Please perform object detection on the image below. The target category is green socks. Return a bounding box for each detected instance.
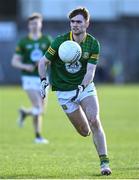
[99,154,109,165]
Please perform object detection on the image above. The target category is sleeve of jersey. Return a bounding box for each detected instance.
[45,38,59,62]
[88,40,100,65]
[15,40,24,56]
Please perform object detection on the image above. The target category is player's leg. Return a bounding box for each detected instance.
[18,76,48,143]
[81,95,107,155]
[66,107,91,137]
[18,90,43,129]
[56,90,91,137]
[80,95,111,175]
[17,106,35,127]
[26,89,48,143]
[17,76,36,126]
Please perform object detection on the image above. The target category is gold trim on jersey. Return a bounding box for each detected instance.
[15,46,20,51]
[90,54,99,60]
[69,31,87,43]
[47,47,55,55]
[70,31,73,40]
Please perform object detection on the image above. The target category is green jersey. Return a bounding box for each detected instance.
[45,31,100,91]
[15,34,52,76]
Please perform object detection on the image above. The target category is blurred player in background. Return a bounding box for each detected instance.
[38,7,112,175]
[12,13,52,144]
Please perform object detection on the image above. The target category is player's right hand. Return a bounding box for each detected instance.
[40,78,49,99]
[71,85,85,102]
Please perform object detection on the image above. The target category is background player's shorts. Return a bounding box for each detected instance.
[21,75,49,92]
[56,82,97,114]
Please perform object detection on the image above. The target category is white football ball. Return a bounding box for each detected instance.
[58,40,82,63]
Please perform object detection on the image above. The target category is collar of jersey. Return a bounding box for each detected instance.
[69,31,87,43]
[28,33,42,40]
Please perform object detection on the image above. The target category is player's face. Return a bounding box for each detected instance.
[28,18,42,33]
[70,15,89,35]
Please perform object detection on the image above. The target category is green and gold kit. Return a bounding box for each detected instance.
[15,34,52,76]
[45,31,100,91]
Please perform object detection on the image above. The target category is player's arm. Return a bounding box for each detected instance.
[39,37,59,98]
[38,55,51,80]
[81,63,96,87]
[38,56,51,99]
[12,40,35,72]
[71,63,96,102]
[71,39,100,102]
[39,36,61,80]
[11,54,34,72]
[81,39,100,88]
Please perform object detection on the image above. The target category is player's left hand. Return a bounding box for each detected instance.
[40,78,49,99]
[71,85,85,102]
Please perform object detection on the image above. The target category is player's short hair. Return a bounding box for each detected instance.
[28,12,43,22]
[68,7,90,22]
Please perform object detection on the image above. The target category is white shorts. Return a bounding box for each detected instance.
[56,82,97,114]
[21,76,49,92]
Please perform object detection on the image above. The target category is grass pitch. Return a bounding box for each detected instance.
[0,85,139,179]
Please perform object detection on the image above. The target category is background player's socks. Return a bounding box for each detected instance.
[36,132,41,138]
[17,108,27,127]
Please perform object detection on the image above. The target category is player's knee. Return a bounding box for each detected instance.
[78,127,91,137]
[89,115,100,128]
[32,106,43,116]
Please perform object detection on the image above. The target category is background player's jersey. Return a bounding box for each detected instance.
[45,31,100,91]
[15,34,52,76]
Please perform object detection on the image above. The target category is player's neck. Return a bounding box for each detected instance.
[29,32,42,40]
[72,32,87,44]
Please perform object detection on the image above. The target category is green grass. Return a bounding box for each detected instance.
[0,85,139,179]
